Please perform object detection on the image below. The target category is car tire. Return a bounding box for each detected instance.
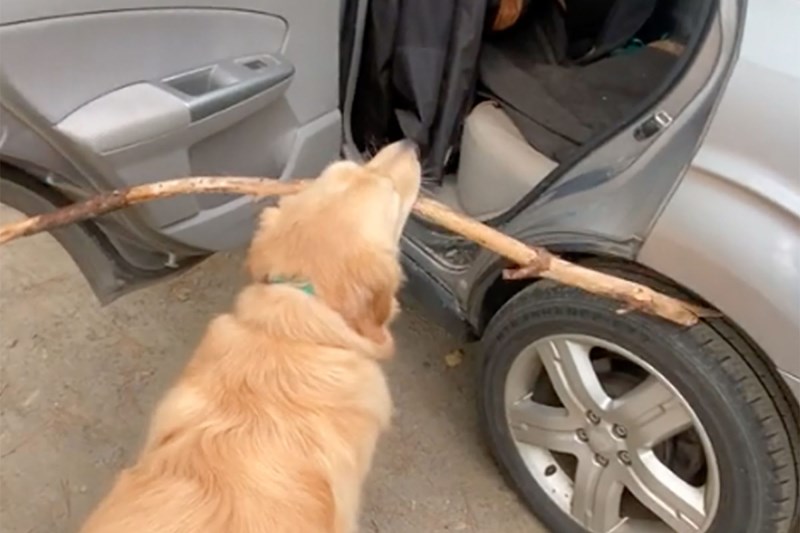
[478,269,799,533]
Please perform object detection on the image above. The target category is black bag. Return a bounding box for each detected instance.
[350,0,488,182]
[562,0,659,63]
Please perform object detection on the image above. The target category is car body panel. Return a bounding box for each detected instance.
[639,0,800,383]
[639,167,800,378]
[782,371,800,404]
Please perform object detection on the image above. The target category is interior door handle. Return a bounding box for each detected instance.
[159,54,293,121]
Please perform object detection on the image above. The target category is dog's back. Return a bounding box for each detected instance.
[82,285,393,533]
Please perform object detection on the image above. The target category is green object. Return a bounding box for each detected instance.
[266,275,315,296]
[611,37,645,56]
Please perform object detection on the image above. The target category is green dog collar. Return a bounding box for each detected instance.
[266,275,315,296]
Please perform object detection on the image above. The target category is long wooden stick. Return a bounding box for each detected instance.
[0,177,709,326]
[0,177,306,245]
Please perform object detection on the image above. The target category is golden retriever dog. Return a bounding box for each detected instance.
[80,140,421,533]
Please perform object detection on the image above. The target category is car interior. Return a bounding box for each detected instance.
[347,0,715,221]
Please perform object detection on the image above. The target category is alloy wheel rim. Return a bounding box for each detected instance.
[503,334,720,533]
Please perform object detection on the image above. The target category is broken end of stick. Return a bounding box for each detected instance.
[663,303,720,326]
[683,303,722,321]
[615,298,718,327]
[503,256,716,327]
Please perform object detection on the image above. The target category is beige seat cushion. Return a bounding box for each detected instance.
[456,101,558,219]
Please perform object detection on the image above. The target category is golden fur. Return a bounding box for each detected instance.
[81,141,422,533]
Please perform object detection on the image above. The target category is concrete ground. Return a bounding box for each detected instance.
[0,205,546,533]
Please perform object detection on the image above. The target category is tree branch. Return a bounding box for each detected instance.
[0,177,306,246]
[0,176,712,326]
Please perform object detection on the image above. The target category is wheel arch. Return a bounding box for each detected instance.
[466,248,622,335]
[468,252,800,416]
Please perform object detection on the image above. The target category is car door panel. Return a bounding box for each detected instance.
[0,9,289,122]
[0,1,341,253]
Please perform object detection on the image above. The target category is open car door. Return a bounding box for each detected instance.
[0,0,342,302]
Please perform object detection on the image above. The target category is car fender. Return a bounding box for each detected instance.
[640,0,800,387]
[639,167,800,380]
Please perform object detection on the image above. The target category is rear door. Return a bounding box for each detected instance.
[0,0,341,257]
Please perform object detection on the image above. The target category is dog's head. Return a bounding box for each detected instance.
[246,140,421,346]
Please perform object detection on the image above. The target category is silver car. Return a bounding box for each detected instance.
[0,0,797,532]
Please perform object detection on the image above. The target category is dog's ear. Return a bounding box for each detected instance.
[329,249,401,350]
[352,283,395,346]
